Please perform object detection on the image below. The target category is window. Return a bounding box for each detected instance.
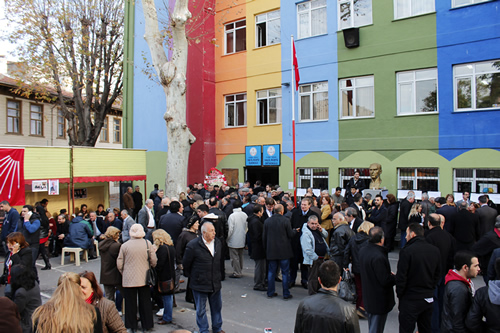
[394,0,434,19]
[297,0,327,39]
[257,89,281,125]
[113,118,121,143]
[30,104,43,136]
[454,169,500,194]
[225,20,246,54]
[339,76,374,119]
[452,0,491,8]
[6,100,21,134]
[57,109,65,138]
[397,68,438,115]
[298,167,329,190]
[338,0,372,30]
[339,168,370,188]
[454,60,500,111]
[256,10,280,47]
[100,117,109,142]
[299,82,329,121]
[398,168,439,191]
[225,93,247,127]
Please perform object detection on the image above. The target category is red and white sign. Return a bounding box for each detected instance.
[204,167,227,189]
[0,149,25,206]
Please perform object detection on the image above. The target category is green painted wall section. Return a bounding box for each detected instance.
[216,154,245,184]
[146,151,167,193]
[123,0,135,149]
[337,2,438,160]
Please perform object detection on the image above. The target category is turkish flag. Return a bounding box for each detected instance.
[0,149,25,206]
[293,40,300,91]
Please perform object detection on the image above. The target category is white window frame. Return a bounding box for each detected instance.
[6,100,22,134]
[394,0,435,20]
[225,93,247,128]
[397,68,438,115]
[454,59,500,112]
[57,109,65,139]
[297,0,327,39]
[30,103,43,136]
[398,168,439,191]
[299,82,329,122]
[225,19,246,55]
[454,169,500,194]
[452,0,491,8]
[337,0,373,30]
[256,10,281,48]
[113,117,121,144]
[257,88,282,125]
[339,75,374,119]
[298,167,329,191]
[100,116,109,142]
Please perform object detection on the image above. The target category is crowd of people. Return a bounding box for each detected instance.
[0,176,500,333]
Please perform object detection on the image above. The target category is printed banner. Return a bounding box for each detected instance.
[0,149,25,206]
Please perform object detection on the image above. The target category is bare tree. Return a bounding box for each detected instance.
[5,0,124,146]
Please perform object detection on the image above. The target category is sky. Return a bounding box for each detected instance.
[0,0,16,60]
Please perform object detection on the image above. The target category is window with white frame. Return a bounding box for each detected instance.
[339,76,374,119]
[225,20,246,54]
[394,0,434,19]
[452,0,491,8]
[397,68,438,115]
[454,169,500,194]
[297,0,327,39]
[298,167,329,190]
[30,103,43,136]
[225,93,247,127]
[256,10,280,47]
[454,60,500,111]
[338,0,372,30]
[257,88,281,125]
[57,109,65,138]
[7,100,21,134]
[100,116,109,142]
[398,168,439,191]
[339,168,370,189]
[113,118,121,143]
[299,82,329,121]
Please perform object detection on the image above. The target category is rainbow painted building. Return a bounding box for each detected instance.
[126,0,500,199]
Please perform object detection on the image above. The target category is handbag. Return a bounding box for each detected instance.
[158,246,175,295]
[338,269,356,303]
[145,240,157,286]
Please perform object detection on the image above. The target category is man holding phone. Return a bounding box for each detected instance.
[21,205,41,280]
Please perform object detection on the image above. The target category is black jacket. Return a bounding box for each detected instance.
[98,238,122,286]
[359,243,395,315]
[208,207,228,240]
[294,288,360,333]
[343,232,369,273]
[351,217,363,233]
[345,178,365,194]
[330,223,354,264]
[396,236,441,300]
[22,213,41,247]
[398,199,412,231]
[472,230,500,280]
[156,244,176,285]
[386,201,399,227]
[466,282,500,333]
[368,205,387,227]
[263,214,296,261]
[176,229,197,265]
[159,212,185,245]
[425,227,456,277]
[477,205,498,237]
[36,205,50,239]
[437,205,459,233]
[247,214,265,260]
[183,236,222,293]
[451,210,480,246]
[441,270,473,333]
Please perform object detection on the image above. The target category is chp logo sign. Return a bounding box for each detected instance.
[0,149,25,206]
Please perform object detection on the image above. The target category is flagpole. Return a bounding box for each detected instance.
[291,35,297,207]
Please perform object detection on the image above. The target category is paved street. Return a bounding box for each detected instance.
[1,249,487,333]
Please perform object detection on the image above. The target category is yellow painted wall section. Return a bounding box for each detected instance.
[24,147,70,180]
[215,0,247,162]
[73,147,146,177]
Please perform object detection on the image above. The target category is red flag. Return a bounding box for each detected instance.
[293,40,300,91]
[0,149,25,206]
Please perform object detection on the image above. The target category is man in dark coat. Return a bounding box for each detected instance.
[289,198,319,289]
[345,170,365,194]
[359,226,395,333]
[20,205,41,278]
[398,191,415,248]
[131,185,143,219]
[451,201,480,251]
[396,223,441,333]
[436,197,458,233]
[0,201,20,255]
[64,217,93,250]
[294,261,360,333]
[159,201,186,245]
[183,222,223,333]
[263,204,297,299]
[367,195,387,227]
[247,204,266,291]
[477,195,498,237]
[472,217,500,282]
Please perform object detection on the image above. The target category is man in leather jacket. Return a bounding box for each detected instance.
[294,260,360,333]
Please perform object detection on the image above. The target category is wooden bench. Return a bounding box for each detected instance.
[61,247,88,266]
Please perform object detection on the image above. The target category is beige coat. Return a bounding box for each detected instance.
[116,238,157,287]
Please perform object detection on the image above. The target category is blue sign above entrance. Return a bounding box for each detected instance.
[263,144,280,166]
[245,146,262,166]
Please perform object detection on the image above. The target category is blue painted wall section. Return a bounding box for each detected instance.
[280,1,339,161]
[437,1,500,160]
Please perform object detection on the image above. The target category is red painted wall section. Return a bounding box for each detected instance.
[186,2,216,185]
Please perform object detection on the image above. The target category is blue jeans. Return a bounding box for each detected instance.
[161,294,173,322]
[400,230,407,248]
[368,313,388,333]
[267,259,290,298]
[192,289,223,333]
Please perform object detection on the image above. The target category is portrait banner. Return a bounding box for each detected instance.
[0,148,25,206]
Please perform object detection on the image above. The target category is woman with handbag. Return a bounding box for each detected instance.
[152,229,176,325]
[116,224,157,332]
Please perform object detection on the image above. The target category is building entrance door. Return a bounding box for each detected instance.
[245,167,279,187]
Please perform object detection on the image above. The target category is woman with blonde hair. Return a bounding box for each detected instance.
[408,203,424,225]
[445,194,456,207]
[152,229,176,325]
[32,272,103,332]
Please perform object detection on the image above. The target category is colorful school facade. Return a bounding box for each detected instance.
[128,0,500,199]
